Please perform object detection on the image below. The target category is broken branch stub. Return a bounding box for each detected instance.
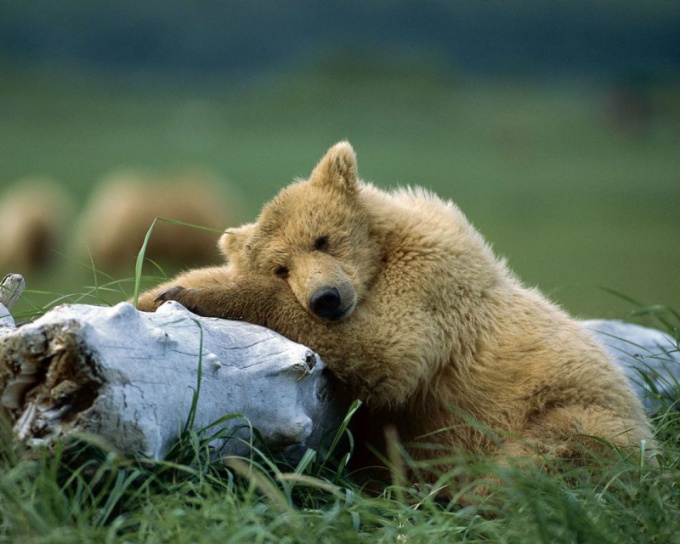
[0,274,25,311]
[1,274,25,333]
[0,301,347,462]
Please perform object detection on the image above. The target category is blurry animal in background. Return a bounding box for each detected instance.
[0,177,73,277]
[74,169,240,272]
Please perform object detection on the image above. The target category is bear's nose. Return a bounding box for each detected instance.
[309,287,343,321]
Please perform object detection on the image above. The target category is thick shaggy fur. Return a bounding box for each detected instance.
[137,142,652,472]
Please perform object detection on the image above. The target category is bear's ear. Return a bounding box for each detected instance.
[219,222,255,258]
[309,141,359,195]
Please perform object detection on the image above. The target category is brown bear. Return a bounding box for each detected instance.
[137,141,653,479]
[74,169,242,271]
[0,177,73,276]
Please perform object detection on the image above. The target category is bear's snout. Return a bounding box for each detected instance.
[309,286,347,322]
[290,254,358,322]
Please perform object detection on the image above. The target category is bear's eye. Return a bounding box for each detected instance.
[313,236,329,251]
[275,266,289,279]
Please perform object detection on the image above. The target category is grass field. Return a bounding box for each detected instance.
[1,59,680,542]
[1,58,679,321]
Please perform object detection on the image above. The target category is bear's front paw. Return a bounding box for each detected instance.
[154,285,205,315]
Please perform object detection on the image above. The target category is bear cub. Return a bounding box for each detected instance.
[137,141,653,476]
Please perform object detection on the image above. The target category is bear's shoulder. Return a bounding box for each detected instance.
[361,184,491,257]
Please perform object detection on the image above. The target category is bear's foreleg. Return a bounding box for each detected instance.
[136,267,236,313]
[136,267,286,325]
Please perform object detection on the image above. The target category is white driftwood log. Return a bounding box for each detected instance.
[582,319,680,412]
[0,300,346,462]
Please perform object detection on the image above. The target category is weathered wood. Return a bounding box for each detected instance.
[0,274,25,334]
[0,301,347,462]
[583,319,680,412]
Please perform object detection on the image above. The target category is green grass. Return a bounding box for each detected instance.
[1,57,679,320]
[1,327,679,543]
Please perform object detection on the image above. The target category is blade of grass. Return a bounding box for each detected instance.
[132,217,157,307]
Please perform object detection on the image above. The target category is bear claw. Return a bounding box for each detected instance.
[155,285,186,303]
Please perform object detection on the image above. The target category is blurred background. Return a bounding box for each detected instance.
[1,0,678,321]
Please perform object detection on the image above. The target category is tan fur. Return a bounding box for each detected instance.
[0,177,72,276]
[137,142,653,475]
[75,169,241,271]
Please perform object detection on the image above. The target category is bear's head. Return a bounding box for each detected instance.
[219,141,381,322]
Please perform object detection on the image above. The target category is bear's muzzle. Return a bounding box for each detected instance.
[309,286,353,322]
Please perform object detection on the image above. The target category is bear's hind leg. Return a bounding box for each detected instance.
[515,404,653,466]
